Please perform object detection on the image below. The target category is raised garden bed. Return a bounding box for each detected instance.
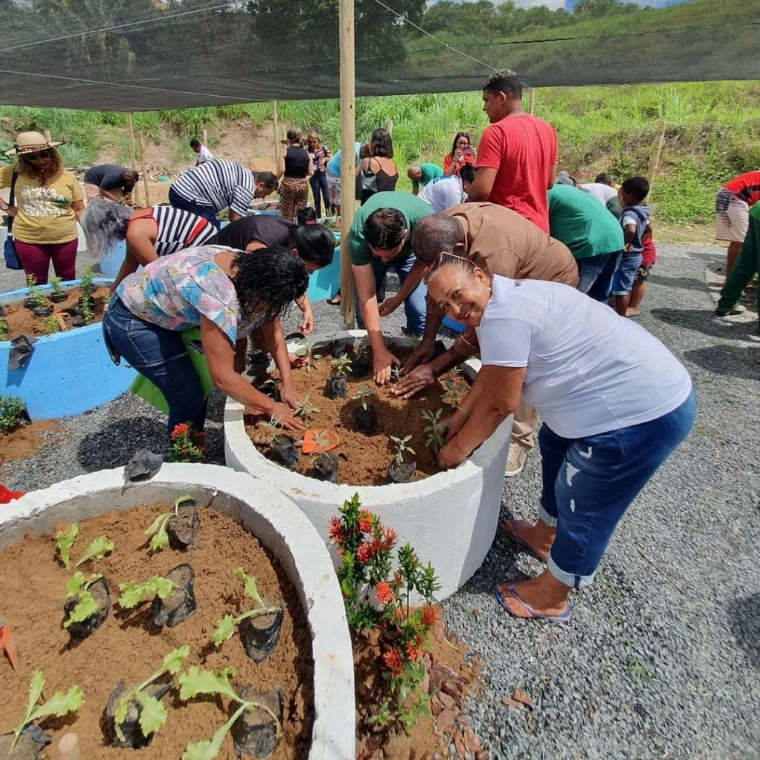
[225,331,513,600]
[0,464,354,760]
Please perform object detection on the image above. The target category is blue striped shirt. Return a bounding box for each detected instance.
[171,159,255,217]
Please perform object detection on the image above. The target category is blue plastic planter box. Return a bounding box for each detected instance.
[0,279,137,420]
[306,232,341,303]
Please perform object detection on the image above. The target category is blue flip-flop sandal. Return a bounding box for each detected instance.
[493,582,571,623]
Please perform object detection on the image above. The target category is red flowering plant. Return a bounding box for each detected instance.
[329,494,440,731]
[169,422,205,463]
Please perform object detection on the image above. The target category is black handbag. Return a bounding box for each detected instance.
[3,172,23,270]
[358,158,378,203]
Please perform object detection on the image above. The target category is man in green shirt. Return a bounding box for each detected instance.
[548,183,625,302]
[408,163,444,195]
[349,191,433,384]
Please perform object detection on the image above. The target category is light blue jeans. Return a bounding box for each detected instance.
[538,387,696,588]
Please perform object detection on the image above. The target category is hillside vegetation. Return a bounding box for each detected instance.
[2,80,759,229]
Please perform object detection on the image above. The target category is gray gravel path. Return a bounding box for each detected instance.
[3,245,759,760]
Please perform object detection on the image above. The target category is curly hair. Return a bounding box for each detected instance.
[233,245,309,325]
[81,199,133,254]
[15,148,63,181]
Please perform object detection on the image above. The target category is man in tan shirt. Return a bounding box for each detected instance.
[393,203,578,477]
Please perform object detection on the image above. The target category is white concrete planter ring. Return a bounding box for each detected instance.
[0,279,137,419]
[224,330,513,600]
[0,464,355,760]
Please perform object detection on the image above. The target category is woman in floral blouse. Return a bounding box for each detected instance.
[103,244,309,433]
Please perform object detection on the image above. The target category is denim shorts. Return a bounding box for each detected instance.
[610,253,642,296]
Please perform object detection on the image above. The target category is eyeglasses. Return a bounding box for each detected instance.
[423,251,473,284]
[28,150,53,160]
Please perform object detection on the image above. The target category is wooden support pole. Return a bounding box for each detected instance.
[272,101,279,165]
[125,113,137,172]
[43,129,52,143]
[529,88,535,115]
[385,119,393,136]
[202,127,208,146]
[138,132,150,206]
[339,0,356,329]
[648,119,667,191]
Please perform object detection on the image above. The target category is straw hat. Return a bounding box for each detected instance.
[4,131,64,156]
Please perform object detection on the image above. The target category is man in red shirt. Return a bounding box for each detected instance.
[467,69,558,233]
[715,170,760,281]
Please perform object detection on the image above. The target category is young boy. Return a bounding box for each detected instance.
[609,176,652,317]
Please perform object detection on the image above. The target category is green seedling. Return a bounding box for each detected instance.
[310,430,330,453]
[179,666,282,760]
[114,646,190,743]
[55,525,114,570]
[293,394,320,422]
[144,494,194,552]
[211,567,282,648]
[79,265,96,323]
[389,435,415,467]
[42,315,60,333]
[55,524,79,569]
[75,535,114,569]
[260,376,281,401]
[421,408,448,454]
[0,320,9,339]
[26,275,46,308]
[118,576,175,609]
[297,341,321,374]
[49,275,64,296]
[9,670,84,752]
[353,344,368,361]
[390,366,402,382]
[0,394,26,434]
[63,571,103,629]
[330,354,352,377]
[441,377,459,406]
[351,384,374,411]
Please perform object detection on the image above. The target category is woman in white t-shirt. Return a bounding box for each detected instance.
[426,255,695,622]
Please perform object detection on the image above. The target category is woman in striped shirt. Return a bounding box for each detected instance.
[82,200,218,289]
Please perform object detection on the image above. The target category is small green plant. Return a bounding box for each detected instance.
[421,408,448,454]
[8,670,84,753]
[293,394,320,422]
[178,666,282,760]
[330,354,352,377]
[211,567,281,647]
[260,376,281,400]
[0,320,9,339]
[26,274,45,308]
[49,275,64,296]
[144,494,194,552]
[297,341,322,374]
[441,377,459,406]
[351,384,374,411]
[390,366,402,382]
[118,576,175,609]
[55,525,114,570]
[79,265,96,323]
[310,430,331,453]
[42,315,60,333]
[354,345,368,360]
[63,571,103,629]
[389,435,415,467]
[0,393,27,434]
[113,646,190,743]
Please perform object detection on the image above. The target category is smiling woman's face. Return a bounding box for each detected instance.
[427,264,491,327]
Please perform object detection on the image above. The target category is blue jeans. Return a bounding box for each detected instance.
[104,296,207,433]
[309,171,330,218]
[610,252,642,296]
[355,255,427,335]
[576,251,622,302]
[537,387,696,588]
[168,187,221,229]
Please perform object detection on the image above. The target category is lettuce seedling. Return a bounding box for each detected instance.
[75,535,115,568]
[144,494,194,552]
[211,567,281,648]
[55,524,79,569]
[114,645,190,743]
[118,576,175,609]
[179,666,282,760]
[10,670,84,752]
[63,571,103,629]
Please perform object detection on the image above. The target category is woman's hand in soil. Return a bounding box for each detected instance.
[271,402,305,431]
[393,363,436,399]
[438,438,467,470]
[444,408,469,441]
[280,385,303,410]
[373,348,401,386]
[378,296,402,317]
[298,302,314,335]
[402,338,436,375]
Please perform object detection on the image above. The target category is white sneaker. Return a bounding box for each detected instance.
[505,443,527,478]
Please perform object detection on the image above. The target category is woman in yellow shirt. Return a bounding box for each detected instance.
[1,131,85,284]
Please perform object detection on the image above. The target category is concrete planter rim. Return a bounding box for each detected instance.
[0,464,355,760]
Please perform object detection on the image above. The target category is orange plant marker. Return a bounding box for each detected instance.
[0,621,19,670]
[302,429,340,455]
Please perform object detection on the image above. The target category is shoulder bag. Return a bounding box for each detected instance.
[3,172,23,270]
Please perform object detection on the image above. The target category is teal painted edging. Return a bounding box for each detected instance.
[0,279,137,420]
[306,231,341,303]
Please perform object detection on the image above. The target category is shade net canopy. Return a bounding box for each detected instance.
[0,0,757,112]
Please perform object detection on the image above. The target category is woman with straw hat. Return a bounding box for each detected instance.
[0,131,85,284]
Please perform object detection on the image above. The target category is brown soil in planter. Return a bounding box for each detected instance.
[355,620,484,760]
[0,504,314,760]
[0,419,59,466]
[1,285,110,337]
[245,348,470,486]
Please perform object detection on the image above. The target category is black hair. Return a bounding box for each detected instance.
[232,245,309,325]
[370,128,394,159]
[621,176,650,203]
[296,207,317,225]
[595,172,614,185]
[449,131,471,158]
[482,68,524,100]
[256,171,278,191]
[459,165,476,184]
[123,169,139,186]
[293,223,335,268]
[190,138,201,148]
[411,215,464,263]
[364,208,406,250]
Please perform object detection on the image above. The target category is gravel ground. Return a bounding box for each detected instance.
[2,245,759,760]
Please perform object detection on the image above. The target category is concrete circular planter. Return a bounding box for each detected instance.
[0,464,355,760]
[225,330,513,600]
[0,279,136,419]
